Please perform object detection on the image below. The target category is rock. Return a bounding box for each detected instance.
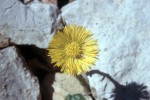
[41,73,92,100]
[0,0,59,48]
[0,46,40,100]
[61,0,150,99]
[41,0,57,5]
[0,34,10,49]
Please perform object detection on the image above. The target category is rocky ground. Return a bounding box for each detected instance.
[0,0,92,100]
[0,0,150,100]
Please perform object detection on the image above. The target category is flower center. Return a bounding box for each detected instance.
[65,42,81,58]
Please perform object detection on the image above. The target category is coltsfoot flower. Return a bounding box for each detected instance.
[48,25,98,75]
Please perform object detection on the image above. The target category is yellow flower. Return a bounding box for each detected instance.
[48,25,98,75]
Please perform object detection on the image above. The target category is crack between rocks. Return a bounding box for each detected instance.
[2,1,17,17]
[33,14,36,27]
[28,8,36,27]
[24,6,28,23]
[31,10,36,27]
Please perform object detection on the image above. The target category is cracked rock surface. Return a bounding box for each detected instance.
[61,0,150,99]
[0,46,40,100]
[1,0,150,100]
[0,0,59,48]
[0,0,96,100]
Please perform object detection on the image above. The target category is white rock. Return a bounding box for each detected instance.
[0,0,59,48]
[0,46,40,100]
[61,0,150,99]
[41,73,92,100]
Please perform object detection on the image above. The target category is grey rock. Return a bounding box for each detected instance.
[0,0,59,48]
[0,46,40,100]
[61,0,150,99]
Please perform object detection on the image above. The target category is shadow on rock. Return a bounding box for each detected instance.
[16,44,59,100]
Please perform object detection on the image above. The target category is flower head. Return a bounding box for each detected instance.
[48,25,98,75]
